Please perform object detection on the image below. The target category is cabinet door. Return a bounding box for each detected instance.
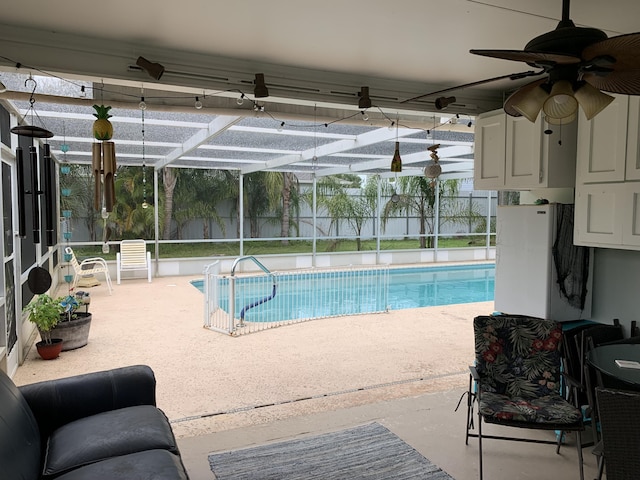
[505,115,542,188]
[473,110,505,190]
[626,97,640,180]
[622,183,640,246]
[574,183,624,246]
[577,94,628,183]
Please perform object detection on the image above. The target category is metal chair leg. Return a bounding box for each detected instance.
[575,430,584,480]
[478,408,483,480]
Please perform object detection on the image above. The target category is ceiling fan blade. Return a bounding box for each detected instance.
[401,70,543,104]
[504,79,548,119]
[470,49,581,66]
[582,32,640,94]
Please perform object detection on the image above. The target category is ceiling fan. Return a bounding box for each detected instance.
[470,0,640,124]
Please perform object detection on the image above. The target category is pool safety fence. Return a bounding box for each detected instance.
[203,260,390,335]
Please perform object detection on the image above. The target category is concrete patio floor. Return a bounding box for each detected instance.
[13,274,599,479]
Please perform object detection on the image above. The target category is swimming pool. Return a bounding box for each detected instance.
[193,263,495,323]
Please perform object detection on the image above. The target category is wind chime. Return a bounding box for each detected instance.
[140,97,149,209]
[91,104,116,213]
[10,76,55,246]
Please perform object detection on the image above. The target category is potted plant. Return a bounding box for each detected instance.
[52,293,92,351]
[25,294,64,360]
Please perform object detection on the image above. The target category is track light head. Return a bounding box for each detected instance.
[254,73,269,98]
[435,96,456,110]
[136,56,165,81]
[358,86,372,109]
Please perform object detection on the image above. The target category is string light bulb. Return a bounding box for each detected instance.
[361,111,369,122]
[139,96,147,110]
[278,121,285,132]
[237,93,245,105]
[194,96,203,110]
[80,85,86,98]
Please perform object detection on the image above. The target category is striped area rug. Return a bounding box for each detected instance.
[208,422,455,479]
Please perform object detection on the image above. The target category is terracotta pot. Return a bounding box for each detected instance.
[36,338,63,360]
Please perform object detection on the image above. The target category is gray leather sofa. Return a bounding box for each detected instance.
[1,364,189,479]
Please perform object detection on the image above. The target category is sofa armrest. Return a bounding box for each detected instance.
[19,365,157,438]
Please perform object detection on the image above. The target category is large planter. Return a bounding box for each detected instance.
[36,338,63,360]
[50,313,92,351]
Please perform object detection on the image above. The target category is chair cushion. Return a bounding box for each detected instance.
[44,405,179,477]
[55,449,189,480]
[479,391,583,424]
[474,315,564,397]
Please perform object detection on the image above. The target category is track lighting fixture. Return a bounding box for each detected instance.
[435,96,456,110]
[136,56,165,81]
[253,73,269,98]
[358,86,372,109]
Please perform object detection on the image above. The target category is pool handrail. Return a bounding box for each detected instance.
[230,256,277,326]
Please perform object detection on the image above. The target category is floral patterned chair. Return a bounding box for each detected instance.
[463,314,585,480]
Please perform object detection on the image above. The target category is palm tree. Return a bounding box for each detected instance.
[264,171,300,245]
[381,177,479,248]
[177,169,231,239]
[111,166,158,239]
[161,167,178,240]
[59,164,99,241]
[313,174,368,250]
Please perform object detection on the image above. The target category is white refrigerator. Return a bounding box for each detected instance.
[494,203,592,321]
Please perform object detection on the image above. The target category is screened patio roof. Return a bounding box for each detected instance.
[1,72,474,181]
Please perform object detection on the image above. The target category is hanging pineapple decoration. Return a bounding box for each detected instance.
[91,104,117,219]
[92,104,113,140]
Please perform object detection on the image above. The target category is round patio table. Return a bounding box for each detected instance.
[587,344,640,388]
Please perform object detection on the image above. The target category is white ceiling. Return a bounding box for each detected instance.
[0,0,637,178]
[1,0,637,114]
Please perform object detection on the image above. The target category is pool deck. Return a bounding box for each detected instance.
[14,273,488,437]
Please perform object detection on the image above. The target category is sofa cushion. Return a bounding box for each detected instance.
[44,405,179,477]
[0,369,42,480]
[54,449,189,480]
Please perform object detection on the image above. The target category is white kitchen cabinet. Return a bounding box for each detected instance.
[625,96,640,181]
[473,110,505,190]
[574,182,640,249]
[576,94,629,183]
[474,109,577,191]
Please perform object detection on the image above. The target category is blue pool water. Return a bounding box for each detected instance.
[193,263,495,322]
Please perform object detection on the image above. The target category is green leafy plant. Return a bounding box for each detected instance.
[25,295,63,344]
[56,295,85,322]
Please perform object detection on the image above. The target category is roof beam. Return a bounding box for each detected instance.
[240,127,417,174]
[315,145,473,177]
[154,115,242,169]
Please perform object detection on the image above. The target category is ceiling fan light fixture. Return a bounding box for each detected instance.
[545,111,577,125]
[574,82,615,120]
[512,85,549,122]
[542,80,578,120]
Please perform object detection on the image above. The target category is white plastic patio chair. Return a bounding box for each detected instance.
[65,246,113,295]
[116,239,152,284]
